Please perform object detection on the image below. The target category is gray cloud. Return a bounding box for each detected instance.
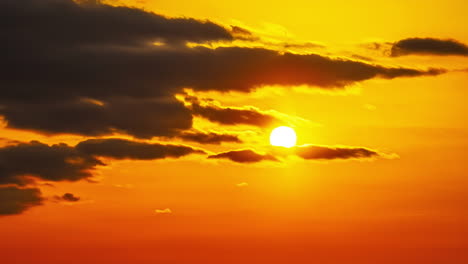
[1,0,232,49]
[57,193,81,202]
[0,141,104,186]
[0,187,44,216]
[208,145,383,164]
[208,149,277,163]
[176,131,242,144]
[2,97,192,139]
[391,38,468,57]
[191,103,279,127]
[76,138,205,160]
[295,145,380,160]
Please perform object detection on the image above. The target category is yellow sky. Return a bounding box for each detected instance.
[134,0,468,43]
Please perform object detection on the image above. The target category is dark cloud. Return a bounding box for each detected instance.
[58,193,81,202]
[177,131,241,144]
[2,97,193,139]
[0,138,204,185]
[0,141,103,185]
[208,149,277,163]
[208,145,382,163]
[230,25,258,41]
[391,38,468,57]
[1,45,445,103]
[0,0,446,139]
[76,138,205,160]
[191,103,279,127]
[1,0,232,48]
[0,187,44,215]
[295,145,380,160]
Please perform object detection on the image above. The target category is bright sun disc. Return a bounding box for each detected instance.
[270,126,297,148]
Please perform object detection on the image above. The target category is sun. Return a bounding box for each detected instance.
[270,126,297,148]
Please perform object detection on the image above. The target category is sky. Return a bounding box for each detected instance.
[0,0,467,263]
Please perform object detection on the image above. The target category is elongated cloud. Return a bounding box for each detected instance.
[295,145,380,160]
[209,145,383,164]
[208,149,277,163]
[3,98,193,139]
[391,38,468,57]
[191,103,279,127]
[0,187,43,216]
[2,0,232,48]
[177,131,242,144]
[76,138,205,160]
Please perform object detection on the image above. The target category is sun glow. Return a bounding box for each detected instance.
[270,126,297,148]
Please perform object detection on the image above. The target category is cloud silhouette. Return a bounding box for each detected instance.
[208,149,278,163]
[295,145,380,160]
[76,138,205,160]
[391,38,468,57]
[0,141,104,186]
[57,193,81,202]
[0,0,446,139]
[2,0,232,48]
[191,103,279,127]
[177,131,242,144]
[0,187,43,216]
[2,98,193,139]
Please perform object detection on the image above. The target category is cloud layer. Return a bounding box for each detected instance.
[0,0,446,139]
[391,38,468,57]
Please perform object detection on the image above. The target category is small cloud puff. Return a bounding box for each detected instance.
[154,208,172,214]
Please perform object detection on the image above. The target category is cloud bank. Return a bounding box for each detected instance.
[0,0,446,140]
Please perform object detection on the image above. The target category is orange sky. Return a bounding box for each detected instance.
[0,0,467,263]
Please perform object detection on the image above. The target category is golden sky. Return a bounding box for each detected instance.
[0,0,467,263]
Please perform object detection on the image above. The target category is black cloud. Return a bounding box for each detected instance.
[295,145,380,160]
[177,131,242,144]
[2,98,192,139]
[76,138,205,160]
[391,38,468,57]
[208,149,277,163]
[0,141,104,185]
[0,187,44,216]
[191,103,279,127]
[1,0,232,48]
[58,193,81,202]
